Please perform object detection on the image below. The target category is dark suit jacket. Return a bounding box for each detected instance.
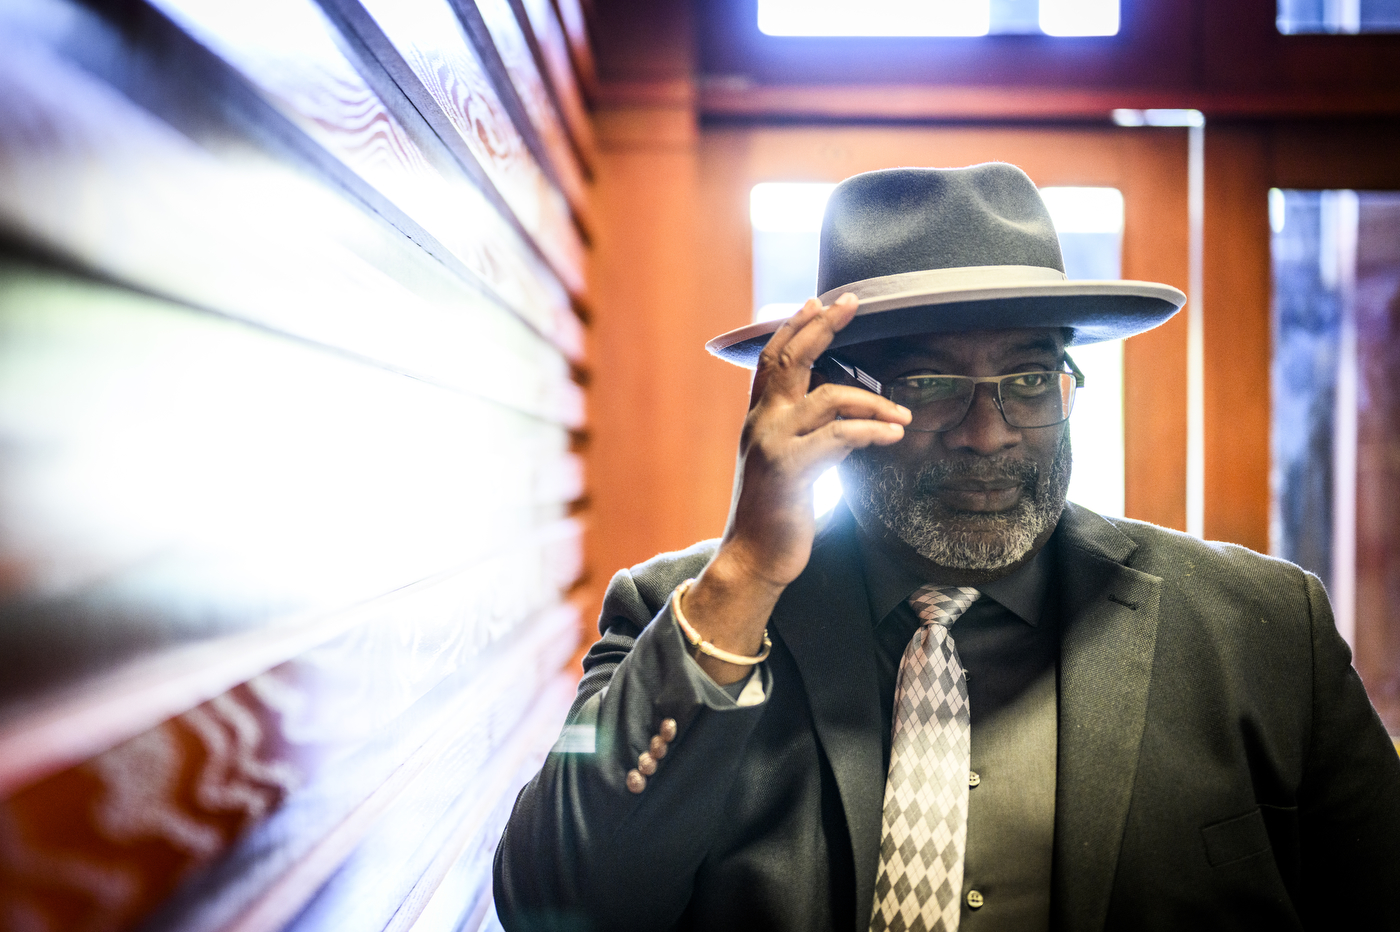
[494,503,1400,931]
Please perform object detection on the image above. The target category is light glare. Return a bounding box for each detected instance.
[750,182,836,233]
[1039,0,1119,35]
[758,0,990,36]
[1039,187,1124,235]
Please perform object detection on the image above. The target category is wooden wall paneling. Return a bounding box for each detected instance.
[513,0,599,170]
[4,592,581,931]
[1201,0,1400,97]
[1,0,595,926]
[316,0,588,287]
[1118,130,1191,530]
[1269,121,1400,191]
[551,0,600,105]
[144,0,589,319]
[461,0,593,216]
[588,101,733,593]
[0,263,581,793]
[1202,124,1273,550]
[0,12,585,391]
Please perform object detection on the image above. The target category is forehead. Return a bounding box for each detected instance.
[840,327,1068,372]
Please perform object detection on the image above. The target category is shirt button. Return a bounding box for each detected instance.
[967,890,984,909]
[625,769,647,793]
[968,771,981,787]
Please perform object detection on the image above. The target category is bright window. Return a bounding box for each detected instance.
[1277,0,1400,33]
[757,0,1119,37]
[748,182,1126,519]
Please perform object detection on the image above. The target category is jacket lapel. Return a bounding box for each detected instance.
[769,504,885,932]
[1050,505,1163,931]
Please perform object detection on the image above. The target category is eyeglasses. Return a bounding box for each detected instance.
[815,352,1085,432]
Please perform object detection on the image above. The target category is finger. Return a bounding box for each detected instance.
[750,298,824,408]
[792,418,906,472]
[790,383,910,436]
[776,293,859,373]
[754,294,858,403]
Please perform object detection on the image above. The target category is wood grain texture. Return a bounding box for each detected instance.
[515,0,598,170]
[2,600,580,932]
[469,0,591,212]
[0,26,585,399]
[336,0,587,290]
[0,1,596,931]
[143,0,586,350]
[0,263,581,784]
[551,0,599,105]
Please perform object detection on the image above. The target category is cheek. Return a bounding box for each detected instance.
[881,430,947,470]
[1023,424,1069,473]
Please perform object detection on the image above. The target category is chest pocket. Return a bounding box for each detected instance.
[1201,808,1272,867]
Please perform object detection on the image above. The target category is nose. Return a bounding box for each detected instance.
[939,382,1021,455]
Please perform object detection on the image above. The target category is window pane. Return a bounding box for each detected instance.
[1270,188,1400,733]
[1277,0,1400,33]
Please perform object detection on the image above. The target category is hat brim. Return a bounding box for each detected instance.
[705,280,1186,368]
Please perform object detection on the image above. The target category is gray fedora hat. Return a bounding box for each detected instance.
[706,162,1186,367]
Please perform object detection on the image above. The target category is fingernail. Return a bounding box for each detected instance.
[888,422,903,433]
[837,292,857,306]
[896,405,911,416]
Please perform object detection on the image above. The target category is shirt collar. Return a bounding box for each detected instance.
[855,516,1054,629]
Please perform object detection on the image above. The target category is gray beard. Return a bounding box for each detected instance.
[841,429,1072,571]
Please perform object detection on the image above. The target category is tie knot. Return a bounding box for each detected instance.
[908,584,980,628]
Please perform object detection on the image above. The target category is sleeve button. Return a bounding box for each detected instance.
[968,771,981,787]
[637,752,657,776]
[659,718,678,742]
[967,890,984,909]
[649,735,668,758]
[625,769,647,793]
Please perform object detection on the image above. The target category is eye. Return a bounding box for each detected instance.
[891,375,965,405]
[1003,372,1055,396]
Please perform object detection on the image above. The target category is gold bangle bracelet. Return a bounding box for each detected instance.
[671,578,772,666]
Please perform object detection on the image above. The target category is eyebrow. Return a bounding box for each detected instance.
[1002,336,1064,357]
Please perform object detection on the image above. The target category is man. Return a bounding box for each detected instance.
[494,164,1400,931]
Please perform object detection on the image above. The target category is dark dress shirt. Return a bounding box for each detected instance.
[856,531,1059,932]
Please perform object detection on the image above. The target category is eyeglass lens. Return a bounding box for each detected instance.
[887,372,1077,431]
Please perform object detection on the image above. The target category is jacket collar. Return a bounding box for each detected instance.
[1049,504,1163,931]
[769,502,886,932]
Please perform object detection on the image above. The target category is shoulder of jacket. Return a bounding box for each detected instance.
[599,539,721,622]
[1087,511,1317,608]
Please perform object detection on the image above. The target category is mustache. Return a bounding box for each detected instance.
[910,456,1040,495]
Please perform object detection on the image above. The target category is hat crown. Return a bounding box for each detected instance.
[816,163,1065,296]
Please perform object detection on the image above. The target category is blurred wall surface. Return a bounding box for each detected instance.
[0,0,597,927]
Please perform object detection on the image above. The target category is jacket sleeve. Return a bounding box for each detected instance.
[1295,571,1400,929]
[493,551,775,932]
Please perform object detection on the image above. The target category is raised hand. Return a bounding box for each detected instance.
[680,294,911,683]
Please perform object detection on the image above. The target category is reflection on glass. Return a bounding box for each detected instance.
[1277,0,1400,33]
[748,183,1126,519]
[1270,188,1400,733]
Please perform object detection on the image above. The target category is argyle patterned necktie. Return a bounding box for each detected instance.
[870,584,980,932]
